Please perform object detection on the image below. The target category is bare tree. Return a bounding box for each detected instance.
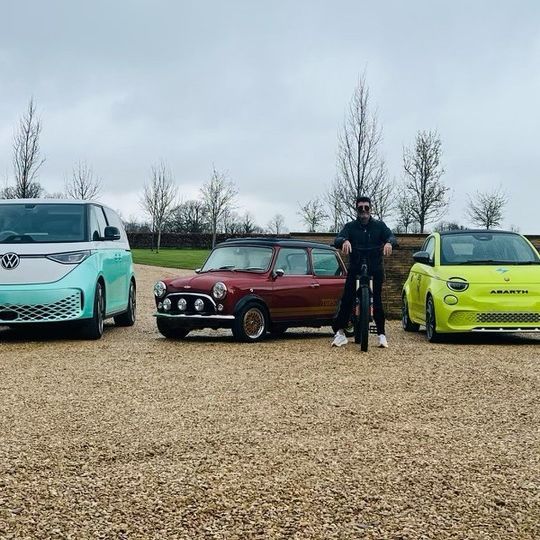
[434,221,465,232]
[370,171,395,221]
[65,161,102,200]
[394,195,417,233]
[240,212,261,234]
[297,197,328,232]
[466,188,508,229]
[402,130,449,233]
[200,166,238,248]
[140,162,178,252]
[221,209,243,235]
[324,179,347,233]
[43,191,67,199]
[334,75,387,223]
[267,214,287,235]
[7,98,45,198]
[166,200,207,233]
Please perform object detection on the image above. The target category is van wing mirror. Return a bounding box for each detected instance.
[104,226,121,241]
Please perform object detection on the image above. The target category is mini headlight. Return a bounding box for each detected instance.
[212,281,227,300]
[163,298,172,311]
[447,279,469,292]
[177,298,187,311]
[154,281,167,298]
[194,298,205,312]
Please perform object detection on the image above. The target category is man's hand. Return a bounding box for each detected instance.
[341,240,352,255]
[383,242,393,256]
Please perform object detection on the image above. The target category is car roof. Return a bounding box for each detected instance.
[219,237,337,250]
[437,229,518,236]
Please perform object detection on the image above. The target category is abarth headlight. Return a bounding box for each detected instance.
[212,282,227,300]
[154,281,167,298]
[447,279,469,292]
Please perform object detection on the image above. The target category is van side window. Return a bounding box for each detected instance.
[103,208,126,240]
[89,205,108,241]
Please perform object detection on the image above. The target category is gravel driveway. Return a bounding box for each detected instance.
[1,264,539,539]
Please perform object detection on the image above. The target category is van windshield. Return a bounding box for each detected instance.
[0,203,87,243]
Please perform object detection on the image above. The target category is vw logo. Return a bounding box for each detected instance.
[1,253,20,270]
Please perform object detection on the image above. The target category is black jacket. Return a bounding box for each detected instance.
[334,217,397,272]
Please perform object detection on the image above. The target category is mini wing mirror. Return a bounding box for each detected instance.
[272,268,285,279]
[413,250,433,265]
[104,226,121,240]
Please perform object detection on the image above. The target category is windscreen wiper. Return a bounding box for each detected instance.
[205,265,236,272]
[456,259,510,265]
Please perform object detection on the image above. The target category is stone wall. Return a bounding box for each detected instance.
[129,231,540,319]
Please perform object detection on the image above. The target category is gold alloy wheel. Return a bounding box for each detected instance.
[243,307,265,339]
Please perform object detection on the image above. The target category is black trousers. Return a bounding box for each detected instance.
[334,268,386,335]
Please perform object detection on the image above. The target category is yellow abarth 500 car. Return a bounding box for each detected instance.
[402,230,540,342]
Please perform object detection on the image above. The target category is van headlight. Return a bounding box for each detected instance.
[447,279,469,292]
[212,282,227,300]
[46,250,91,264]
[154,281,167,298]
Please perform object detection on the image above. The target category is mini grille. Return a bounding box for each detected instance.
[477,312,540,324]
[0,292,82,322]
[167,294,216,315]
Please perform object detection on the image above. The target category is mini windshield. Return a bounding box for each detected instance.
[0,203,87,243]
[440,233,540,265]
[201,246,273,272]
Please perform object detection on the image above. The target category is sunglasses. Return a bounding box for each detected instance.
[357,205,370,211]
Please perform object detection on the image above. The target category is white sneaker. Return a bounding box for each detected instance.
[377,334,388,348]
[331,331,349,347]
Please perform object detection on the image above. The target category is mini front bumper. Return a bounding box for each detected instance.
[154,312,235,329]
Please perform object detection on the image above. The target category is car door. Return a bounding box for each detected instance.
[89,205,121,313]
[412,236,436,321]
[103,207,131,307]
[310,248,346,319]
[270,247,319,321]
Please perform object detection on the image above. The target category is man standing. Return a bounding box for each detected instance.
[332,196,396,348]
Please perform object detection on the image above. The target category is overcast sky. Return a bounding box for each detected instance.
[1,0,539,232]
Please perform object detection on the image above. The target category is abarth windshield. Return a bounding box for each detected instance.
[201,246,273,272]
[440,233,540,265]
[0,203,87,243]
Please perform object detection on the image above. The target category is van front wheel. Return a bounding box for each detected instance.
[80,282,105,340]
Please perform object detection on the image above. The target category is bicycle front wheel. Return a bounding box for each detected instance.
[359,287,370,351]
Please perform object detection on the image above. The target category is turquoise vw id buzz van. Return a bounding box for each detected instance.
[0,200,136,339]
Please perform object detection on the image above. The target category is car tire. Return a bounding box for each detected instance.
[114,280,136,327]
[232,302,268,342]
[425,296,442,343]
[402,294,420,332]
[80,282,105,340]
[156,317,190,339]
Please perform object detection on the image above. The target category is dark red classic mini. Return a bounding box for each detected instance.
[153,238,352,341]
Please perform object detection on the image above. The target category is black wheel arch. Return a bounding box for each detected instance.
[234,294,270,319]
